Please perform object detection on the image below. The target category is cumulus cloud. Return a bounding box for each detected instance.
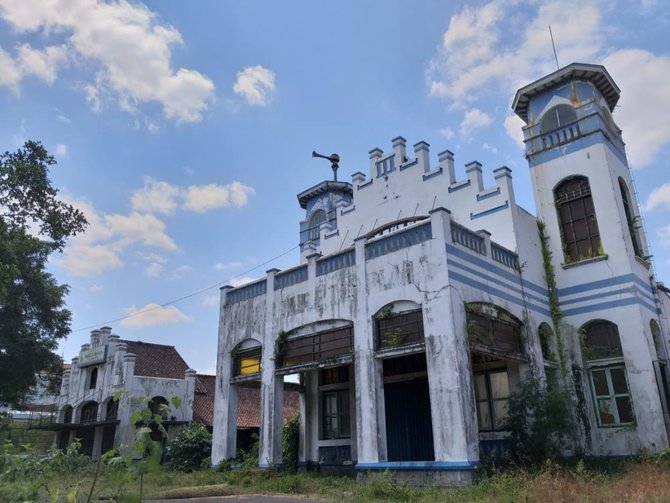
[120,303,190,328]
[0,43,67,91]
[459,108,492,138]
[54,144,68,157]
[0,0,215,122]
[643,182,670,212]
[132,178,180,215]
[233,65,276,106]
[60,177,254,277]
[183,181,255,213]
[427,0,670,169]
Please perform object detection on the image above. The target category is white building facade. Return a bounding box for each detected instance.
[54,327,197,459]
[212,63,670,484]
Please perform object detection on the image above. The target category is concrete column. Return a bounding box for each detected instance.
[414,141,431,173]
[438,150,456,184]
[113,351,137,452]
[423,213,479,464]
[259,269,284,468]
[392,136,407,164]
[369,148,383,178]
[92,426,104,460]
[184,369,197,422]
[352,236,384,464]
[466,161,484,191]
[212,286,238,465]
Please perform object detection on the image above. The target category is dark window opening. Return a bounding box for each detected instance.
[555,177,602,263]
[581,321,623,360]
[62,406,73,424]
[321,366,349,385]
[89,367,98,389]
[81,402,98,424]
[589,366,634,426]
[539,322,556,361]
[105,400,119,421]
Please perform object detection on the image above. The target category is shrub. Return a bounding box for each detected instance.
[506,376,575,465]
[165,423,212,472]
[282,414,299,473]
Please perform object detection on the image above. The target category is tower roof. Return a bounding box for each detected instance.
[512,63,620,123]
[297,180,353,209]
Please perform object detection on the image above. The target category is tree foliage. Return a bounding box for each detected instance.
[0,141,87,406]
[165,423,212,472]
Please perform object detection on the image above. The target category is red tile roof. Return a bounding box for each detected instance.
[120,340,190,379]
[192,376,301,429]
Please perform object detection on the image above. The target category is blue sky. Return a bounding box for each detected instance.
[1,0,668,374]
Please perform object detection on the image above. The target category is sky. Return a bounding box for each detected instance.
[1,0,669,375]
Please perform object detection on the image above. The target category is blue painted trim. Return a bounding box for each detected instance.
[477,187,501,201]
[446,244,549,297]
[356,461,477,471]
[470,201,509,220]
[324,230,339,240]
[423,167,443,181]
[448,179,471,193]
[560,286,637,306]
[563,296,657,317]
[559,274,644,297]
[528,131,628,169]
[358,179,373,190]
[448,257,550,309]
[399,158,419,171]
[341,205,356,215]
[449,270,551,317]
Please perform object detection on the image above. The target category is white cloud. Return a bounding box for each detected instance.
[214,261,243,271]
[0,43,67,91]
[170,264,192,280]
[120,303,190,328]
[602,50,670,169]
[228,276,257,288]
[504,113,525,150]
[54,143,68,157]
[183,181,255,213]
[89,284,103,293]
[439,127,455,140]
[63,243,123,277]
[141,252,167,278]
[658,225,670,248]
[0,0,215,122]
[643,182,670,212]
[105,212,177,250]
[459,108,492,138]
[428,0,670,169]
[131,178,180,215]
[233,65,276,106]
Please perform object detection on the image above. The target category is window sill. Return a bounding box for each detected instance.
[635,255,651,269]
[561,254,608,269]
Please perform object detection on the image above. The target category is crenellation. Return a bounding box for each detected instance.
[438,149,455,183]
[368,148,383,178]
[392,136,407,164]
[413,141,430,173]
[465,161,484,191]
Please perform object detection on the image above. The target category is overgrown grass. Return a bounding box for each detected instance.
[1,447,669,502]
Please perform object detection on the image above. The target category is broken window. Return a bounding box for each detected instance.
[88,367,98,389]
[555,177,602,263]
[81,401,98,424]
[233,346,262,377]
[619,178,642,258]
[581,321,634,427]
[474,369,510,431]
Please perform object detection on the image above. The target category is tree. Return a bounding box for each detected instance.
[0,141,87,406]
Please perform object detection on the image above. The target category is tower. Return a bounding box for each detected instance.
[513,63,669,454]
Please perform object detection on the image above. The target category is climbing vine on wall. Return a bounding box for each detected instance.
[538,220,567,373]
[274,330,288,366]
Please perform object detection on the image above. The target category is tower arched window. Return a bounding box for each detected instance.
[307,209,327,240]
[618,178,642,258]
[554,177,602,262]
[540,104,577,134]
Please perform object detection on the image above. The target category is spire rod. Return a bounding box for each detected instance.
[549,25,560,71]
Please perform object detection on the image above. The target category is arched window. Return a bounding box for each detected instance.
[105,399,119,421]
[465,303,523,355]
[81,401,99,424]
[232,340,262,377]
[618,178,642,257]
[88,367,98,389]
[580,321,633,426]
[307,209,327,241]
[541,104,577,134]
[555,177,601,262]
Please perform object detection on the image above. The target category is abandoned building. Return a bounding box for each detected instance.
[211,63,670,485]
[51,327,299,458]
